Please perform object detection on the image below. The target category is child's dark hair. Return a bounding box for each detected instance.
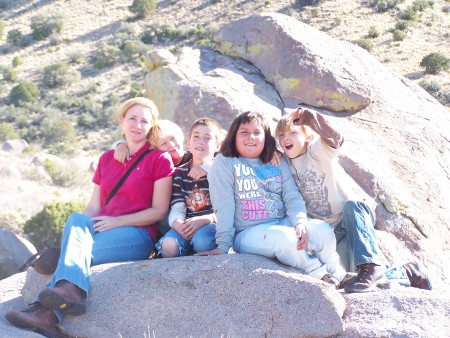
[188,117,223,144]
[220,111,276,164]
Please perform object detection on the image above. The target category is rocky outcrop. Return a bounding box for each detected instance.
[0,230,36,279]
[144,13,449,288]
[1,255,449,338]
[1,139,28,154]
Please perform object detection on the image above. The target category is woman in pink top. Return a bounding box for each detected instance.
[6,97,174,337]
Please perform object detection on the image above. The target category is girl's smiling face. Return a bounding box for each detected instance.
[235,119,265,158]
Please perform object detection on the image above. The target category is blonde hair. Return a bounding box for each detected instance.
[116,97,159,125]
[275,114,313,140]
[148,119,184,149]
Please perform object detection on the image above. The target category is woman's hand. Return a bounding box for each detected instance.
[195,248,226,256]
[295,223,308,251]
[92,215,120,232]
[114,143,130,164]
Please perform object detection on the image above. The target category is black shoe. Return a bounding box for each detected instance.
[338,272,357,289]
[403,261,432,290]
[5,302,64,338]
[321,274,340,289]
[344,263,386,293]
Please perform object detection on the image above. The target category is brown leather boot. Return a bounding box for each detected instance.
[39,280,86,316]
[5,302,64,338]
[403,261,433,290]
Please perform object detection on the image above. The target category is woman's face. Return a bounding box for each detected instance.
[121,104,153,144]
[235,119,265,158]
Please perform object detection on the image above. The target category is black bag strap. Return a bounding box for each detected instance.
[105,149,151,206]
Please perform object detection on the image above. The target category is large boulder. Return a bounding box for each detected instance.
[0,230,36,279]
[144,47,283,133]
[147,12,449,287]
[3,254,346,337]
[1,255,449,337]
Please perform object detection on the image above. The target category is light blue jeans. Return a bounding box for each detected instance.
[156,223,217,257]
[233,217,338,280]
[334,201,409,285]
[39,213,154,320]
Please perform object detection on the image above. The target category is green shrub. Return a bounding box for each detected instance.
[400,7,420,21]
[368,26,379,38]
[41,117,77,146]
[42,62,80,88]
[43,159,78,186]
[0,20,5,40]
[420,53,449,74]
[9,81,40,107]
[395,20,410,30]
[311,8,321,17]
[3,66,17,82]
[0,122,17,141]
[23,200,84,249]
[418,79,440,93]
[12,56,24,67]
[122,39,147,60]
[30,13,64,41]
[92,42,121,69]
[411,0,434,12]
[129,81,144,98]
[129,0,157,18]
[66,49,83,64]
[334,17,342,26]
[392,29,407,41]
[374,0,400,13]
[7,29,23,46]
[356,38,373,52]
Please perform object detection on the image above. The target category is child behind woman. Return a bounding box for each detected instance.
[198,111,350,287]
[157,117,223,257]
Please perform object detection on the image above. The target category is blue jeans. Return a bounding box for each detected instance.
[45,212,154,294]
[335,201,409,285]
[156,223,217,257]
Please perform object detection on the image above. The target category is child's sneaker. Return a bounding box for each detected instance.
[321,274,340,289]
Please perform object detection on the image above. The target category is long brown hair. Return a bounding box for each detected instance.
[220,111,275,164]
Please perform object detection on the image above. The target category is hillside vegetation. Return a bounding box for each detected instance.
[0,0,448,242]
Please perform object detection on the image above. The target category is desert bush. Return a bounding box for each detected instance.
[12,56,24,67]
[395,20,410,30]
[42,62,80,88]
[3,66,17,82]
[9,81,40,107]
[23,200,84,249]
[418,79,440,93]
[334,17,342,26]
[0,20,5,40]
[412,0,434,12]
[66,49,83,64]
[129,0,157,18]
[420,52,449,74]
[0,210,25,235]
[92,42,121,68]
[400,7,420,20]
[141,23,188,44]
[311,8,321,17]
[356,38,373,52]
[122,39,148,60]
[0,122,17,141]
[118,22,141,36]
[129,81,144,98]
[30,13,64,41]
[43,159,78,186]
[7,29,23,46]
[372,0,400,13]
[41,117,77,146]
[368,26,379,38]
[392,29,407,41]
[0,1,7,9]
